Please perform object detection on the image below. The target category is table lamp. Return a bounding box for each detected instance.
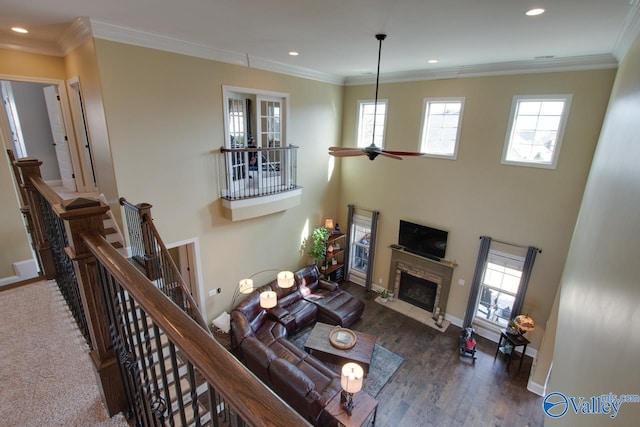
[514,314,535,334]
[324,218,334,232]
[341,362,364,415]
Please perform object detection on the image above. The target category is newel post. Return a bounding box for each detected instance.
[57,197,127,416]
[138,202,162,281]
[15,158,56,279]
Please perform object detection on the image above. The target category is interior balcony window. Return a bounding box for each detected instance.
[219,86,301,221]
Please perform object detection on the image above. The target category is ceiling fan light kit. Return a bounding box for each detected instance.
[328,33,425,161]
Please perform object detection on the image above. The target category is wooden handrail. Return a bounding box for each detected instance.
[82,230,310,427]
[119,197,209,332]
[140,210,210,332]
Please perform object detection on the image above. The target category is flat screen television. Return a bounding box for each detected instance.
[398,220,448,261]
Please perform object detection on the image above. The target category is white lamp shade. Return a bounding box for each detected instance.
[324,219,334,230]
[277,271,295,288]
[259,290,277,309]
[514,314,535,332]
[341,363,364,393]
[238,278,254,294]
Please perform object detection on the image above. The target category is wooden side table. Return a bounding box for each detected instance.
[325,391,378,427]
[494,329,530,372]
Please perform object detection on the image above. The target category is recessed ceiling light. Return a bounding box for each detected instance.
[428,59,439,64]
[288,51,299,56]
[525,8,545,16]
[11,27,28,34]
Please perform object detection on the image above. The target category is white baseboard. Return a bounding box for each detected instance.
[527,381,546,396]
[0,258,39,287]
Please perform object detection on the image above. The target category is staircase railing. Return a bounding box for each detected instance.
[84,231,308,426]
[119,197,209,332]
[13,157,310,426]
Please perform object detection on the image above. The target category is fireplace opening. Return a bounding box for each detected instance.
[398,271,438,312]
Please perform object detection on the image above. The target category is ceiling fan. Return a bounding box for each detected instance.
[329,34,425,161]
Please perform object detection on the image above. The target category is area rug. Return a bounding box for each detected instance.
[0,280,129,427]
[291,327,404,397]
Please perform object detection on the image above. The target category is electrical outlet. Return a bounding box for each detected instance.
[458,279,465,286]
[208,289,217,297]
[378,278,383,284]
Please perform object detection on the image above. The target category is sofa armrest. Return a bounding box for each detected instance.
[319,280,339,292]
[269,358,323,422]
[240,337,277,384]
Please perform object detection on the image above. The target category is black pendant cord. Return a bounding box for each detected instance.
[370,34,386,148]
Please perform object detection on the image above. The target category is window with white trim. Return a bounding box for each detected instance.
[474,250,525,328]
[356,99,387,148]
[502,94,572,169]
[420,98,464,159]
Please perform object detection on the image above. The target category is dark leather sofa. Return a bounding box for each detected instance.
[230,264,365,426]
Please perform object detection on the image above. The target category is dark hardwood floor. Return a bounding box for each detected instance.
[340,282,545,427]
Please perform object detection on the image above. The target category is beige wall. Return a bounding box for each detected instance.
[339,69,616,350]
[92,40,343,320]
[546,33,640,426]
[0,49,68,279]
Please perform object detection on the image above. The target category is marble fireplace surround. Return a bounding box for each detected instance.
[387,248,455,315]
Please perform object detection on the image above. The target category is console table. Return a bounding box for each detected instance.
[494,329,530,372]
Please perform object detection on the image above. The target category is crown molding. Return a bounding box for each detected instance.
[90,20,344,85]
[613,0,640,62]
[344,54,619,86]
[58,17,93,55]
[247,56,344,85]
[0,35,62,57]
[90,20,248,67]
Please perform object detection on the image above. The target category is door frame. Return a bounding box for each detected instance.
[0,74,87,192]
[166,237,206,319]
[67,77,98,192]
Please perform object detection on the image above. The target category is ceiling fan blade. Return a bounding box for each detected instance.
[329,150,367,157]
[382,150,426,156]
[378,152,404,160]
[328,146,361,152]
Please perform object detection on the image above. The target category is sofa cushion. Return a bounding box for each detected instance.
[268,337,309,365]
[283,299,318,331]
[307,289,365,328]
[295,265,322,294]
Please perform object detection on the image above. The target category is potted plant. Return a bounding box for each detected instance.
[379,288,389,302]
[308,226,330,266]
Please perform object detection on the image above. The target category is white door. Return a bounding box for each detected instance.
[0,81,27,158]
[43,85,76,191]
[255,96,285,191]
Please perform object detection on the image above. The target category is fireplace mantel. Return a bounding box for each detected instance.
[388,247,456,313]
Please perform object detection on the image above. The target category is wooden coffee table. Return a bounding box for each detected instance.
[304,322,376,374]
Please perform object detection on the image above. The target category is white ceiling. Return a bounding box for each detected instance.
[1,0,639,83]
